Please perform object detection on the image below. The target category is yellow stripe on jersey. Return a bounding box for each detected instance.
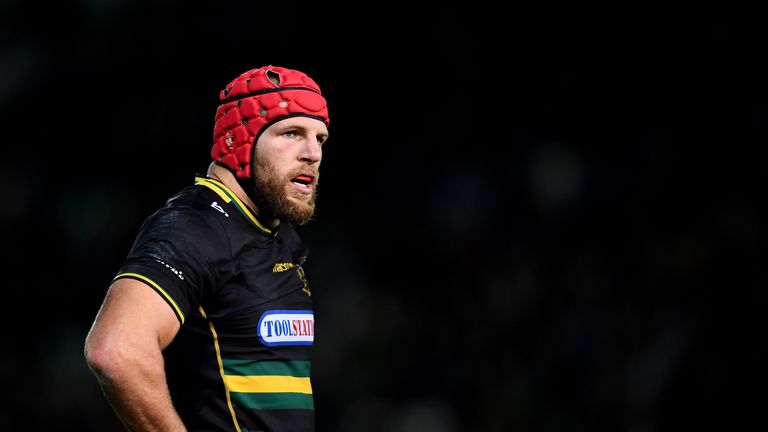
[224,375,313,395]
[114,273,185,324]
[194,177,274,236]
[195,177,232,203]
[199,306,242,432]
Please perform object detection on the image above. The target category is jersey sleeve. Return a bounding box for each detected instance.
[115,205,231,325]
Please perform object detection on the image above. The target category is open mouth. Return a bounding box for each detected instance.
[290,174,314,193]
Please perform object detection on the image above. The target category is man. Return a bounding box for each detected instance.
[85,65,330,432]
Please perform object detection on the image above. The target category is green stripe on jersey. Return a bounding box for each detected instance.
[231,392,314,410]
[222,360,311,377]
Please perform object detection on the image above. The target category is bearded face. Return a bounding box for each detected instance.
[246,116,327,225]
[251,149,319,225]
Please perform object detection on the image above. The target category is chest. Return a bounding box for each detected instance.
[201,242,314,351]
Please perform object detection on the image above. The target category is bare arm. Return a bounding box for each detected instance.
[84,278,186,431]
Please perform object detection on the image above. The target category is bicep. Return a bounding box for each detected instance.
[90,278,181,352]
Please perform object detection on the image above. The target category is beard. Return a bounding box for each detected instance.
[251,154,318,225]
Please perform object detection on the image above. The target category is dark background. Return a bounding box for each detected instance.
[2,2,766,430]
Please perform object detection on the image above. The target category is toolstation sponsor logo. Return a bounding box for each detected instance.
[257,310,315,346]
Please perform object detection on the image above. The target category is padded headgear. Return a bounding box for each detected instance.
[211,66,330,179]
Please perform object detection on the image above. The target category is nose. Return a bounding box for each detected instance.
[299,137,322,164]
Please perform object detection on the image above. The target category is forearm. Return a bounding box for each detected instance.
[90,352,186,431]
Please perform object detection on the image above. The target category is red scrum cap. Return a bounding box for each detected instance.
[211,66,330,179]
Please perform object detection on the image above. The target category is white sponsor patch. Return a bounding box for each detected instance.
[257,310,314,346]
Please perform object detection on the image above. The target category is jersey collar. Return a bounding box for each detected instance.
[194,176,276,237]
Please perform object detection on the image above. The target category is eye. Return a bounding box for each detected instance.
[282,130,298,139]
[317,135,329,146]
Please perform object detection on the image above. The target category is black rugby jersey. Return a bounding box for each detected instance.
[115,176,315,432]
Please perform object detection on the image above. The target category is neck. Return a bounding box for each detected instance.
[206,162,280,228]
